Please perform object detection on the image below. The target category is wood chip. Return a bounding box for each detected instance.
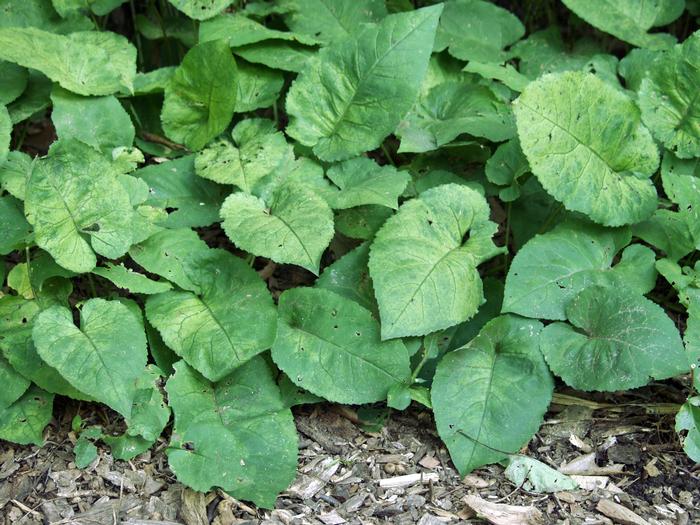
[378,473,439,488]
[558,453,625,476]
[319,510,346,524]
[568,434,593,453]
[418,455,441,470]
[463,495,545,525]
[462,474,490,488]
[596,499,649,525]
[569,475,609,491]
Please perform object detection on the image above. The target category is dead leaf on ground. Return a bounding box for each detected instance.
[463,494,545,525]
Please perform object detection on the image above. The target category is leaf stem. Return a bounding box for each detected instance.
[87,273,97,298]
[380,143,395,166]
[129,0,144,69]
[503,201,512,268]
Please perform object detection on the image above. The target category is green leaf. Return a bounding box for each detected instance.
[236,61,284,113]
[74,434,99,468]
[194,123,294,193]
[325,157,410,209]
[0,386,54,446]
[634,209,697,261]
[281,0,387,44]
[166,0,233,21]
[0,150,31,200]
[272,287,411,404]
[0,354,30,411]
[146,250,276,381]
[125,366,170,442]
[514,71,659,226]
[661,152,700,236]
[135,155,227,228]
[369,184,500,339]
[129,228,211,292]
[335,205,392,240]
[540,285,688,391]
[639,31,700,159]
[0,0,92,33]
[234,41,316,73]
[434,0,524,63]
[463,62,530,92]
[0,195,32,255]
[561,0,677,49]
[221,180,334,274]
[200,13,318,47]
[0,105,9,165]
[92,263,173,294]
[502,222,658,321]
[103,433,153,461]
[7,71,52,125]
[286,5,442,161]
[0,61,27,105]
[432,316,552,475]
[503,456,578,493]
[24,140,134,273]
[33,298,148,416]
[166,358,297,507]
[676,397,700,462]
[0,28,136,96]
[50,86,134,154]
[316,242,377,314]
[161,40,238,151]
[397,81,515,153]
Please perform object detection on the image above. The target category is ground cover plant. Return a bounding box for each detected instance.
[0,0,699,509]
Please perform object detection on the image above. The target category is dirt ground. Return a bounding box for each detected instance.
[0,382,698,525]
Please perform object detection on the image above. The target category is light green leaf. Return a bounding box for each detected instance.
[200,13,318,46]
[619,48,663,92]
[133,67,176,96]
[639,31,700,159]
[166,358,297,507]
[540,286,688,391]
[103,434,153,461]
[194,123,294,193]
[434,0,524,63]
[397,81,515,153]
[0,355,30,411]
[325,157,410,209]
[24,140,134,273]
[634,209,696,261]
[561,0,677,49]
[0,0,92,33]
[272,287,411,404]
[146,250,276,382]
[0,61,27,105]
[92,263,173,295]
[135,155,227,228]
[0,386,53,446]
[221,180,334,274]
[161,40,238,151]
[502,222,658,321]
[129,228,211,292]
[0,105,9,165]
[286,5,442,161]
[234,41,316,73]
[282,0,387,44]
[504,456,578,493]
[0,150,31,200]
[0,195,32,255]
[432,316,552,475]
[0,28,136,96]
[676,397,700,462]
[51,86,134,154]
[52,0,127,17]
[7,71,52,124]
[369,184,500,339]
[514,71,659,226]
[125,366,170,442]
[236,61,284,113]
[74,434,98,468]
[166,0,233,21]
[335,205,392,240]
[33,298,148,416]
[316,242,377,314]
[661,152,700,233]
[463,62,530,92]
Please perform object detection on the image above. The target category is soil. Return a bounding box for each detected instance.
[1,384,698,525]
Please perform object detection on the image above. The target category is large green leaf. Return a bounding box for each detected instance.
[236,61,284,113]
[272,287,410,404]
[540,286,688,391]
[0,195,32,254]
[166,0,233,21]
[285,5,442,161]
[369,184,500,339]
[397,81,515,153]
[316,242,377,314]
[129,228,211,292]
[0,28,136,96]
[146,250,276,382]
[514,71,659,226]
[324,157,410,209]
[50,86,134,154]
[432,316,552,475]
[561,0,678,49]
[0,386,54,446]
[221,180,334,274]
[166,358,297,507]
[161,40,238,151]
[33,298,148,416]
[676,397,700,462]
[135,155,227,228]
[24,140,134,273]
[282,0,387,44]
[434,0,524,63]
[0,354,30,411]
[639,31,700,159]
[0,61,27,105]
[503,222,657,320]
